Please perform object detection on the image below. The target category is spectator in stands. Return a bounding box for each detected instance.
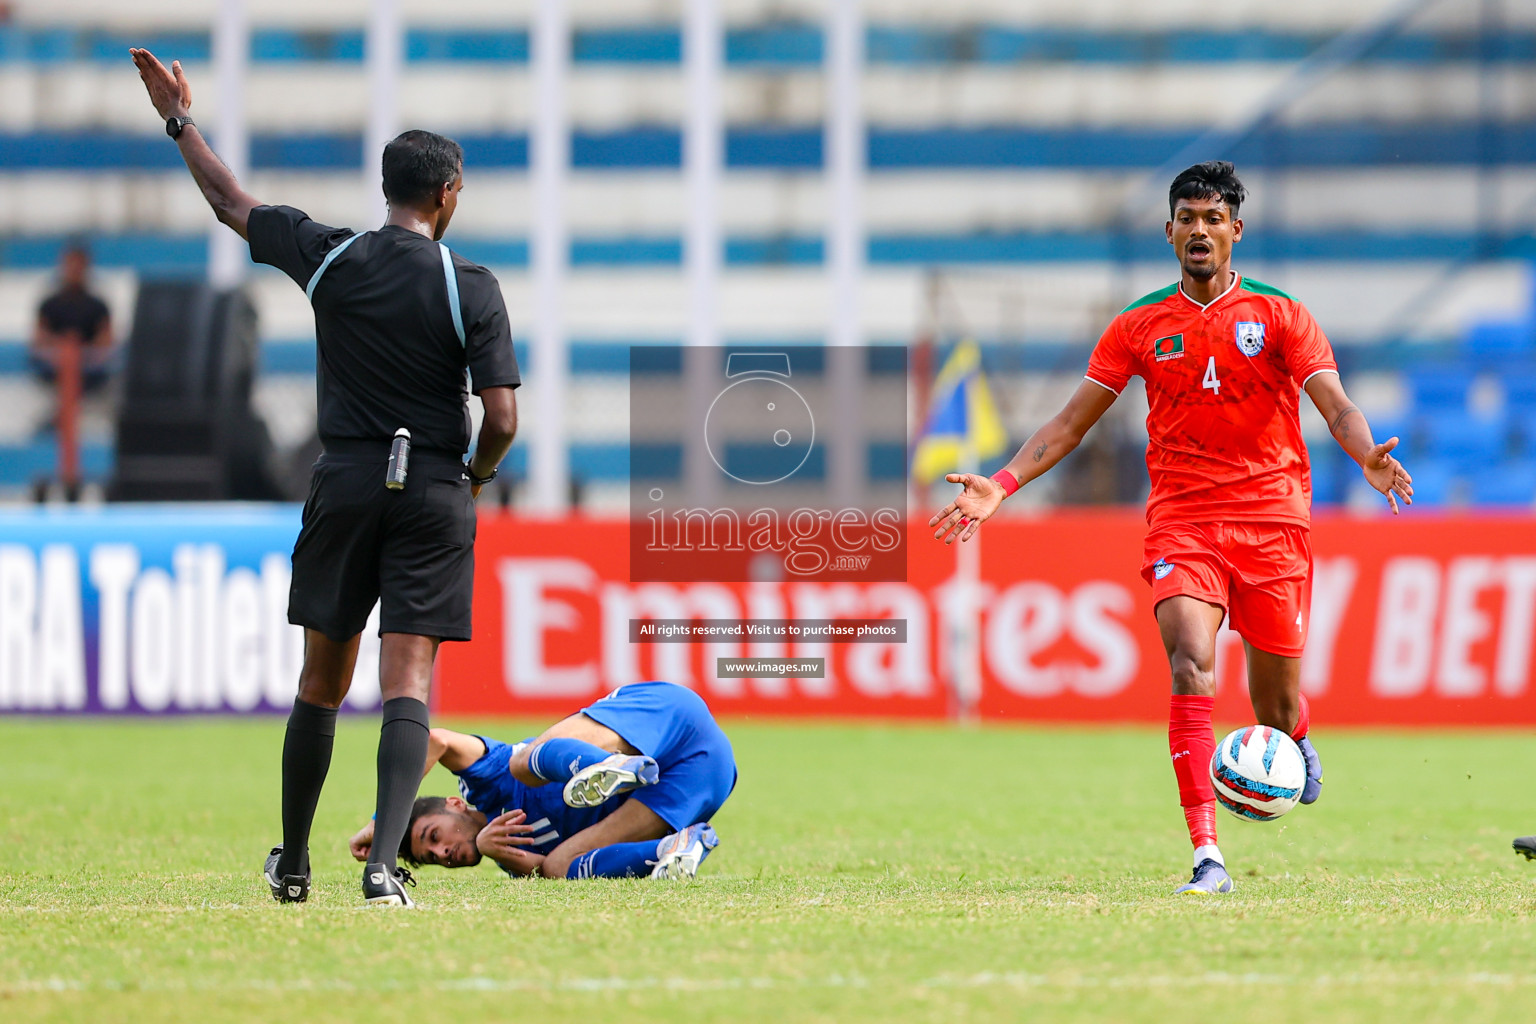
[30,241,116,426]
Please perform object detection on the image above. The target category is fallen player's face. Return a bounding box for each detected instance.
[409,809,483,868]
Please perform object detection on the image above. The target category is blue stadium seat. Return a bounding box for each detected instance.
[1513,409,1536,456]
[1307,443,1347,506]
[1368,414,1414,462]
[1418,410,1509,466]
[1397,457,1458,508]
[1405,365,1474,412]
[1463,318,1534,368]
[1504,371,1536,412]
[1471,460,1536,507]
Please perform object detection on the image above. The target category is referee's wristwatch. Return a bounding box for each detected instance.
[467,465,498,487]
[165,115,195,139]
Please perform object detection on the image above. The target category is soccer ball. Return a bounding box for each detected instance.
[1210,726,1306,821]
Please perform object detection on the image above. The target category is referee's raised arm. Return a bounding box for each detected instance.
[132,49,519,909]
[130,49,258,237]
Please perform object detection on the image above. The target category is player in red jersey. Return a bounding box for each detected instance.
[929,161,1413,894]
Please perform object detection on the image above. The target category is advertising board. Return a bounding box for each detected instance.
[3,508,1533,726]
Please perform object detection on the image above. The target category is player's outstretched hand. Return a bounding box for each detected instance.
[1362,436,1413,515]
[928,472,1005,545]
[129,48,192,120]
[348,820,375,862]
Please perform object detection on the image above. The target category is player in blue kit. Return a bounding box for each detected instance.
[347,681,735,886]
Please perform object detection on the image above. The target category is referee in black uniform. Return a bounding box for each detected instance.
[133,49,519,907]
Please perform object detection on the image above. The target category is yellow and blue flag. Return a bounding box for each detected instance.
[911,339,1009,484]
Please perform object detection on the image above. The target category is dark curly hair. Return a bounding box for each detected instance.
[1168,160,1247,218]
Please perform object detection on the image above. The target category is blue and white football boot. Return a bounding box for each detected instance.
[1175,858,1234,895]
[650,823,719,881]
[563,753,660,808]
[1297,735,1324,805]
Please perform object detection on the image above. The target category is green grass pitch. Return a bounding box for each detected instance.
[1,717,1533,1023]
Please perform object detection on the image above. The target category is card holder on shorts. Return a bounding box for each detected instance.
[385,428,411,490]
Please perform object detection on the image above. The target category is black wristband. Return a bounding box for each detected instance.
[467,465,498,487]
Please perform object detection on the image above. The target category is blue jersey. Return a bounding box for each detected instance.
[453,683,738,872]
[580,682,736,832]
[455,736,623,872]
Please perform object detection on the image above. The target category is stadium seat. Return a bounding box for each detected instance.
[1463,318,1534,369]
[1504,371,1536,414]
[1470,460,1536,508]
[1394,457,1458,508]
[1307,444,1344,506]
[1405,365,1474,413]
[1513,409,1536,457]
[1367,413,1414,463]
[1417,410,1509,467]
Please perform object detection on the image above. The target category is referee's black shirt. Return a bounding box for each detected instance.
[248,205,519,456]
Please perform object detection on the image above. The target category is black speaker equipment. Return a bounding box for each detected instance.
[109,281,283,501]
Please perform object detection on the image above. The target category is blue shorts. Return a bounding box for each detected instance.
[580,681,737,831]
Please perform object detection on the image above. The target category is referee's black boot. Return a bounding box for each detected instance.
[263,844,311,904]
[362,862,416,908]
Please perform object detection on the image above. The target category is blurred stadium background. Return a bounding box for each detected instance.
[0,0,1533,724]
[3,0,1535,511]
[4,5,1536,1020]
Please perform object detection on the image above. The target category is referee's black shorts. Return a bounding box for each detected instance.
[289,443,477,643]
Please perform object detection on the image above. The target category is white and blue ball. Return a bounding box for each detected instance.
[1210,726,1306,821]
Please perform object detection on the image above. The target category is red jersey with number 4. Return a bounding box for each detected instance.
[1085,275,1337,529]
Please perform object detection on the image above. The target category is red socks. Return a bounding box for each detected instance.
[1169,694,1218,848]
[1166,693,1307,852]
[1183,804,1217,850]
[1290,693,1311,741]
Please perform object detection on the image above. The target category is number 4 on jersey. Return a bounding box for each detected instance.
[1202,356,1221,395]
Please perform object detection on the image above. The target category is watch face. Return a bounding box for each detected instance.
[703,375,816,485]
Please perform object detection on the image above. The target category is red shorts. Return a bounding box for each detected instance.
[1140,520,1312,658]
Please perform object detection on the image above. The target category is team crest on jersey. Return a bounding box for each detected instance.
[1152,333,1185,362]
[1235,321,1266,357]
[1153,558,1175,580]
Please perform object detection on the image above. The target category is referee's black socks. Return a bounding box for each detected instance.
[371,697,431,871]
[277,697,339,878]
